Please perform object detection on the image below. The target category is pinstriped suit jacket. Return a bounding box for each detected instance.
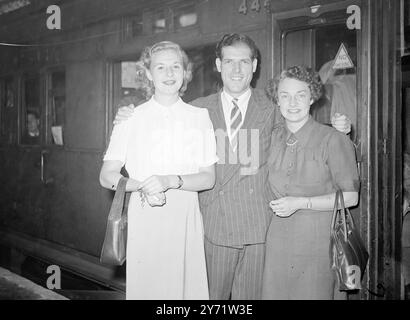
[191,89,282,246]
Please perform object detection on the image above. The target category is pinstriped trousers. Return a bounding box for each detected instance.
[204,239,265,300]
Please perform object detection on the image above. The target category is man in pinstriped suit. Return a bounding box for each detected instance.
[190,34,280,300]
[114,33,351,300]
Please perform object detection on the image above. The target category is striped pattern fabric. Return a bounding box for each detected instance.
[192,89,283,247]
[191,89,283,299]
[230,98,242,150]
[204,240,265,300]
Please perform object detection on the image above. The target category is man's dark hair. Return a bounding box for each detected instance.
[215,33,258,60]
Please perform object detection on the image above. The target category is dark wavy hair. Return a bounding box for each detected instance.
[265,65,323,104]
[135,41,193,99]
[215,33,258,61]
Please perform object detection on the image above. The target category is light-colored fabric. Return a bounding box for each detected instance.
[318,60,357,134]
[204,240,265,300]
[221,89,250,141]
[104,97,218,300]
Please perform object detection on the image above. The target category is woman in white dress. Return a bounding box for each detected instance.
[99,41,218,300]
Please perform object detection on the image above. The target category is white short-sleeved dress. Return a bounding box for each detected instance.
[104,97,218,300]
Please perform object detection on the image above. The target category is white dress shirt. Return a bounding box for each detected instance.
[221,89,251,143]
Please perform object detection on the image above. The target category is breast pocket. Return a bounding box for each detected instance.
[296,150,326,185]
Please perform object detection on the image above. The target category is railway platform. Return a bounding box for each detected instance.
[0,266,68,300]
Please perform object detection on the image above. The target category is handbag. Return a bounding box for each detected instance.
[100,176,130,266]
[330,190,369,291]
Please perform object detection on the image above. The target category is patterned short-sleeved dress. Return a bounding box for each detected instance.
[262,117,360,300]
[104,97,218,300]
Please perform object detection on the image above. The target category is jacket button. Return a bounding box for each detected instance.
[249,188,254,194]
[219,190,224,196]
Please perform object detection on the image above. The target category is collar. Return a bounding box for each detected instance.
[286,116,316,148]
[222,88,251,104]
[150,96,182,110]
[221,89,251,114]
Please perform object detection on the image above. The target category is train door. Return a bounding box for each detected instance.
[0,71,69,247]
[271,1,365,297]
[0,73,49,238]
[272,0,404,299]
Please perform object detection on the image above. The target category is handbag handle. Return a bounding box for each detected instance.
[331,190,351,242]
[109,176,129,220]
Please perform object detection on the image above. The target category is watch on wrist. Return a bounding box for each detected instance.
[176,175,184,189]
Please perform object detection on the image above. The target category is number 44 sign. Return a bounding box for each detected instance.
[239,0,271,15]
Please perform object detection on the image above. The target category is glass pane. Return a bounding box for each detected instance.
[22,77,40,145]
[0,78,16,144]
[282,23,358,139]
[178,13,197,27]
[184,45,220,101]
[313,24,358,138]
[120,61,146,106]
[283,29,313,68]
[5,78,14,109]
[49,70,65,145]
[404,0,410,56]
[153,11,166,33]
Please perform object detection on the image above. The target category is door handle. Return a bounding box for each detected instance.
[41,150,54,185]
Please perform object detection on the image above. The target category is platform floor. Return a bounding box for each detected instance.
[0,266,68,300]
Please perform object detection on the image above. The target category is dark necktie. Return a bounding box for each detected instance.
[230,98,242,151]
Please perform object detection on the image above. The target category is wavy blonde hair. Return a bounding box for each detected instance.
[135,41,193,99]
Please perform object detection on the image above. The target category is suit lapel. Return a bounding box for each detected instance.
[207,92,226,131]
[206,92,229,183]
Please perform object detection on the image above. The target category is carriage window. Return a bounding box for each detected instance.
[0,77,16,144]
[174,3,198,29]
[47,70,65,146]
[152,10,167,33]
[282,23,358,139]
[183,45,220,102]
[21,76,41,145]
[112,60,146,119]
[0,77,17,144]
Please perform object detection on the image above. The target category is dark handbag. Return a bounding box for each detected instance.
[330,190,369,290]
[100,177,130,266]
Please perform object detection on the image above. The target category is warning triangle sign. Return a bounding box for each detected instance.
[332,43,354,69]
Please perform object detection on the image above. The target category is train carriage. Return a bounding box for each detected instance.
[0,0,407,299]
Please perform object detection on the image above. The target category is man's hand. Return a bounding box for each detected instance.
[113,104,135,125]
[331,113,351,134]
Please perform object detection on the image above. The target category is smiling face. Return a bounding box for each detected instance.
[146,48,185,97]
[215,43,257,98]
[277,77,313,125]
